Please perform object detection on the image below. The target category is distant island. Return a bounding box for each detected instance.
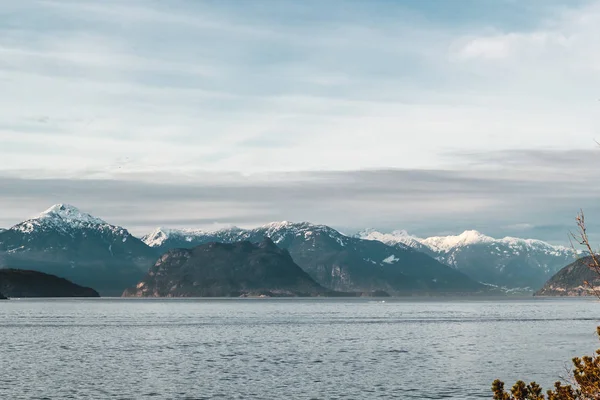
[0,291,6,300]
[0,269,100,298]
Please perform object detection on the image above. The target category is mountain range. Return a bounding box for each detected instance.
[356,229,575,289]
[142,222,486,295]
[145,225,575,291]
[0,204,581,296]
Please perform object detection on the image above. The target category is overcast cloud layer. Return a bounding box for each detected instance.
[3,149,600,244]
[1,0,599,243]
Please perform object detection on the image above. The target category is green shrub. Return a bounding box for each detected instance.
[492,327,600,399]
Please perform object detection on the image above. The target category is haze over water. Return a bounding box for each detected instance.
[1,298,599,399]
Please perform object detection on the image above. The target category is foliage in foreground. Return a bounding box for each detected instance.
[492,327,600,399]
[492,212,600,399]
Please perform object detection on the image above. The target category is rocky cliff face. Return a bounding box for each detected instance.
[123,238,331,297]
[0,269,100,297]
[535,257,598,296]
[142,222,486,295]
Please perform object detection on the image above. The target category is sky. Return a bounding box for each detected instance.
[1,0,600,243]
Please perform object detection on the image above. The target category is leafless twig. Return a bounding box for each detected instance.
[570,211,600,299]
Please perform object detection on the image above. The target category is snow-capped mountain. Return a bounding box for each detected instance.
[142,226,238,249]
[356,229,576,289]
[143,222,354,250]
[0,204,157,295]
[142,222,487,294]
[357,229,429,253]
[14,204,109,233]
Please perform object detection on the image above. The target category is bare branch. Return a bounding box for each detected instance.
[570,211,600,299]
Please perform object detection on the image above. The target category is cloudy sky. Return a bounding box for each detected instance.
[1,0,600,243]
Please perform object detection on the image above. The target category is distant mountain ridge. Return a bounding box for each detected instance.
[143,227,214,249]
[2,204,573,295]
[142,222,487,295]
[0,204,157,295]
[356,229,575,289]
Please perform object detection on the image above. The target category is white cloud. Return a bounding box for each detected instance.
[453,1,600,70]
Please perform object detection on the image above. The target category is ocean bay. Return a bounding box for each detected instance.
[1,298,598,399]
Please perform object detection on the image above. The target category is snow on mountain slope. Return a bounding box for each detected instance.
[141,222,486,294]
[142,221,352,249]
[358,229,572,259]
[356,229,424,250]
[421,230,571,256]
[143,223,576,290]
[356,229,576,289]
[422,230,495,252]
[142,227,209,248]
[11,204,129,238]
[0,204,157,295]
[40,204,106,225]
[242,221,351,247]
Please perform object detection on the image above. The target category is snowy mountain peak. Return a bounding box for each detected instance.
[355,227,575,288]
[423,230,494,252]
[149,227,207,237]
[42,203,79,214]
[259,221,326,231]
[260,221,295,230]
[142,221,350,249]
[256,221,345,240]
[213,226,243,234]
[142,227,170,247]
[11,204,125,236]
[142,227,208,248]
[357,228,572,255]
[356,228,423,248]
[38,204,106,225]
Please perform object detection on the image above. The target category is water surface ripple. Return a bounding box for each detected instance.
[1,297,599,399]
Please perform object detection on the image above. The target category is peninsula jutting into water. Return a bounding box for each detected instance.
[0,269,100,298]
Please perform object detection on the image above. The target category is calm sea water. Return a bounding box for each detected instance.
[1,297,600,399]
